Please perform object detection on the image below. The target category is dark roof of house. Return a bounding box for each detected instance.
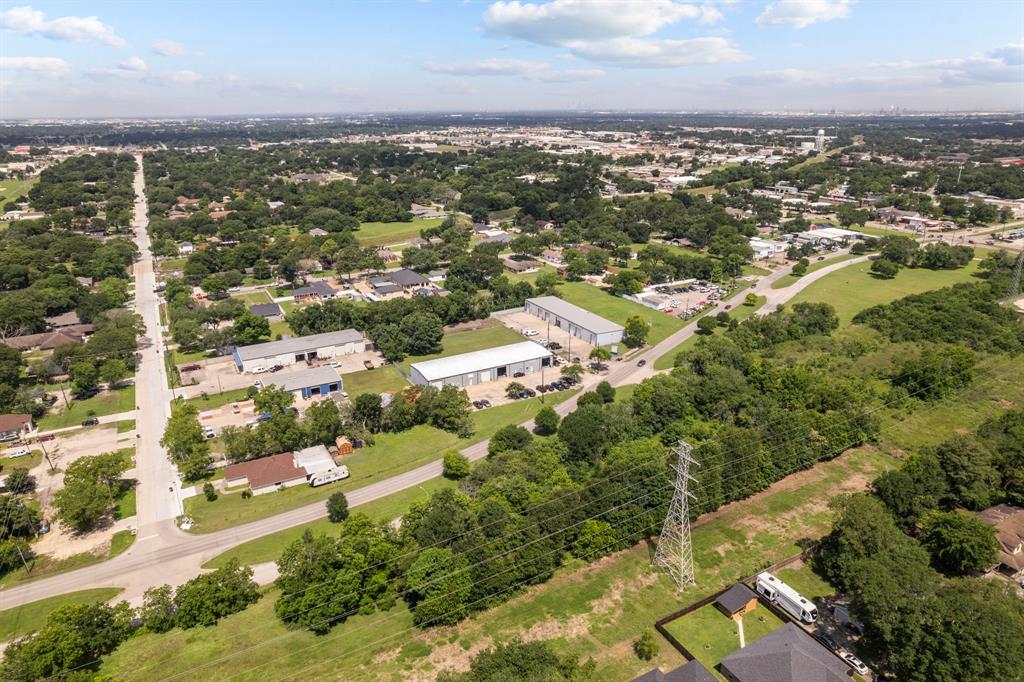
[715,583,758,615]
[249,302,283,318]
[631,660,716,682]
[4,327,93,351]
[720,623,850,682]
[0,414,32,433]
[292,280,337,298]
[373,283,403,295]
[388,268,428,287]
[224,453,307,490]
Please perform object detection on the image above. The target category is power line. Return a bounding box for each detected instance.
[653,439,698,590]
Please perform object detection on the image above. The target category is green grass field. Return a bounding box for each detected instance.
[557,281,685,346]
[788,259,983,325]
[341,365,409,396]
[770,253,862,289]
[185,387,251,411]
[100,445,893,682]
[663,603,784,675]
[398,324,525,373]
[0,175,39,204]
[157,257,188,273]
[203,477,457,569]
[775,563,836,602]
[0,588,124,643]
[1,529,137,589]
[184,390,575,533]
[37,386,136,430]
[231,290,273,306]
[355,218,443,247]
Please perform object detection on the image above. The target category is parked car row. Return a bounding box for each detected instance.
[535,376,580,393]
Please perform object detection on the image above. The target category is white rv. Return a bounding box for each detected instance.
[309,466,349,487]
[755,572,818,623]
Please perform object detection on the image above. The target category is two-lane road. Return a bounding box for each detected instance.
[0,249,865,610]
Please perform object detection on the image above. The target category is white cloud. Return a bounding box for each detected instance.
[421,58,549,76]
[530,68,605,82]
[572,36,747,68]
[0,5,124,47]
[483,0,704,45]
[119,56,147,72]
[756,0,853,29]
[167,70,202,85]
[482,0,739,68]
[151,38,204,58]
[0,56,71,78]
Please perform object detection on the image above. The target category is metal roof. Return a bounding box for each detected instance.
[526,296,625,335]
[264,366,342,393]
[236,329,363,361]
[410,341,552,382]
[720,623,850,682]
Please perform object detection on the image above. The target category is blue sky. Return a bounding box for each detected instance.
[1,1,1021,118]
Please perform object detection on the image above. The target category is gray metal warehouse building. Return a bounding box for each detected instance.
[233,329,365,373]
[409,341,553,388]
[524,296,624,346]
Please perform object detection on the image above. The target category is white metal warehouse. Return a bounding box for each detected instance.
[233,329,365,373]
[409,341,553,388]
[524,296,624,346]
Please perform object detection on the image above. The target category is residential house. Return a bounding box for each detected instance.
[388,268,429,290]
[0,414,34,442]
[177,241,194,255]
[978,504,1024,578]
[719,623,850,682]
[4,326,93,351]
[249,302,284,322]
[45,311,81,329]
[308,228,328,237]
[292,280,338,302]
[631,661,716,682]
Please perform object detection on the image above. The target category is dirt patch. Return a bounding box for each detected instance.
[414,634,494,681]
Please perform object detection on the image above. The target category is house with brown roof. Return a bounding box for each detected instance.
[0,414,34,442]
[45,310,81,329]
[224,453,308,495]
[978,504,1024,577]
[4,326,93,351]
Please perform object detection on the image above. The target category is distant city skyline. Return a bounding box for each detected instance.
[1,1,1022,118]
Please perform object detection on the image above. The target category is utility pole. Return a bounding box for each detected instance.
[653,440,699,590]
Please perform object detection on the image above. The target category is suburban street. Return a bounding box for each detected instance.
[0,248,866,609]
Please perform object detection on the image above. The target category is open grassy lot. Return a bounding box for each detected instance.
[398,323,525,372]
[775,561,836,602]
[770,253,862,289]
[101,445,893,682]
[1,530,136,589]
[663,603,784,676]
[157,257,188,273]
[183,390,575,533]
[557,281,685,346]
[788,259,983,325]
[0,588,124,643]
[170,348,211,366]
[355,218,443,247]
[341,365,409,396]
[204,477,457,569]
[185,387,251,411]
[504,264,557,285]
[37,385,136,430]
[856,224,915,238]
[231,290,272,306]
[0,175,39,204]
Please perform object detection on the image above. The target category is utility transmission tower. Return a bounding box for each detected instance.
[1010,248,1024,301]
[654,440,699,590]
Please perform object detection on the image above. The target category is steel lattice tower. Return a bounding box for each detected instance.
[1010,248,1024,301]
[653,440,699,590]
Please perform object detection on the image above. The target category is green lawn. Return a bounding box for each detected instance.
[0,588,124,642]
[100,445,892,682]
[788,259,984,325]
[114,484,137,520]
[0,175,39,204]
[185,387,252,411]
[36,386,136,430]
[398,324,525,372]
[1,530,137,589]
[355,218,443,247]
[775,563,836,602]
[663,603,785,674]
[109,530,135,557]
[203,477,457,569]
[231,290,272,306]
[742,263,772,277]
[856,224,915,238]
[557,281,685,346]
[116,419,136,433]
[770,253,862,289]
[268,320,292,338]
[341,365,409,396]
[158,257,187,273]
[170,348,212,366]
[184,390,575,533]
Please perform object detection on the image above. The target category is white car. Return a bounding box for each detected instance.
[839,652,870,676]
[330,361,343,368]
[251,366,268,374]
[521,328,539,337]
[4,447,31,458]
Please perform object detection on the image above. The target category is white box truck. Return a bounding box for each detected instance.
[755,572,818,623]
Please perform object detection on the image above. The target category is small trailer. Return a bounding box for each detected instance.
[755,572,818,624]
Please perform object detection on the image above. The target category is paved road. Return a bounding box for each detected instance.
[0,250,865,609]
